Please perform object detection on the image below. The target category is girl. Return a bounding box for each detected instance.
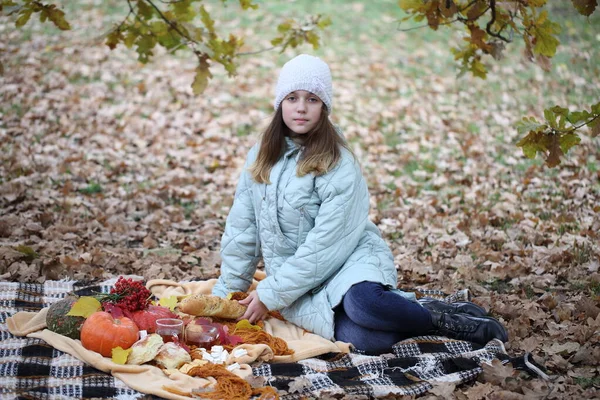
[212,54,507,354]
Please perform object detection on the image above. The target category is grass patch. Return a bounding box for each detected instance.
[15,245,40,262]
[484,278,513,294]
[78,182,103,195]
[574,376,600,390]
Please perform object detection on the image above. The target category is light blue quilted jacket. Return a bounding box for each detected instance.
[212,137,398,340]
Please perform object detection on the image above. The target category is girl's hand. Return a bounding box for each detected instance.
[238,291,269,324]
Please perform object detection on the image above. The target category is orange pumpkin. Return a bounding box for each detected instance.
[80,311,139,357]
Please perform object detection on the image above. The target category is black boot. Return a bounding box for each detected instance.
[429,311,508,345]
[419,298,487,317]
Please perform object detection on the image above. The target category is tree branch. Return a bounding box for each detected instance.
[145,0,194,43]
[237,46,279,56]
[126,0,153,31]
[486,0,511,42]
[572,113,600,132]
[398,17,462,32]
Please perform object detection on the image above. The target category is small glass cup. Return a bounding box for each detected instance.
[185,324,219,349]
[155,318,184,343]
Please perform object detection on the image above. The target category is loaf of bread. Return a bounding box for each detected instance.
[178,294,246,319]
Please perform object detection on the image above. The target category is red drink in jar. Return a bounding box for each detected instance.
[185,325,219,349]
[155,318,183,343]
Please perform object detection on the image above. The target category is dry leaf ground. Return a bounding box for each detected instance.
[1,1,599,398]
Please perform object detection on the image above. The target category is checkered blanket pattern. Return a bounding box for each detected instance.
[252,338,508,398]
[0,280,146,399]
[0,279,528,399]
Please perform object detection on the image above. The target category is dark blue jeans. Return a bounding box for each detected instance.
[334,281,434,354]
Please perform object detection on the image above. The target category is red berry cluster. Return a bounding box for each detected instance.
[109,277,151,312]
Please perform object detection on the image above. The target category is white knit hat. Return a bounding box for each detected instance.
[273,54,332,112]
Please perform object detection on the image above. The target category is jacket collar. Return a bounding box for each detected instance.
[283,136,302,158]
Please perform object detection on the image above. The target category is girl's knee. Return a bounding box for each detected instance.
[338,328,400,354]
[345,281,385,304]
[343,281,386,314]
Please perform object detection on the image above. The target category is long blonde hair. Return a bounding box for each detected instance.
[249,105,352,184]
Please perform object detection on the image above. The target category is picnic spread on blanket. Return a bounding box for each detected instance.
[2,273,549,399]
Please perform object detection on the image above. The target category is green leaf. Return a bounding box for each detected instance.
[516,130,548,159]
[536,10,548,25]
[150,21,181,49]
[544,106,569,130]
[15,245,39,260]
[551,106,569,129]
[15,7,33,27]
[571,0,598,16]
[137,0,154,20]
[399,0,427,12]
[317,15,332,29]
[277,20,292,33]
[306,31,319,49]
[532,19,561,57]
[515,116,546,135]
[136,34,156,63]
[124,29,139,49]
[470,58,487,79]
[238,0,258,10]
[106,30,123,50]
[270,36,284,46]
[199,5,215,36]
[192,56,212,95]
[172,0,195,22]
[46,5,70,30]
[559,133,581,154]
[568,110,592,125]
[1,1,19,12]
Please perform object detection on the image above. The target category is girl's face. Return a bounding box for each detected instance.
[281,90,323,135]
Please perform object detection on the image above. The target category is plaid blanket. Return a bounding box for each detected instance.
[0,279,546,399]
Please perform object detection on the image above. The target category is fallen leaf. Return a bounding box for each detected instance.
[481,359,516,386]
[111,346,132,364]
[67,296,102,318]
[158,295,178,312]
[429,381,456,398]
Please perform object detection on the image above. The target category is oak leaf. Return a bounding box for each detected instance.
[545,134,562,167]
[463,382,494,400]
[571,0,598,16]
[481,358,516,386]
[429,381,456,398]
[192,57,212,95]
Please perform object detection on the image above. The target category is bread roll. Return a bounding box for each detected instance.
[154,342,192,370]
[178,294,246,319]
[127,333,164,365]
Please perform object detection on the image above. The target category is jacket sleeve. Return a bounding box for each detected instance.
[212,147,260,298]
[256,152,369,310]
